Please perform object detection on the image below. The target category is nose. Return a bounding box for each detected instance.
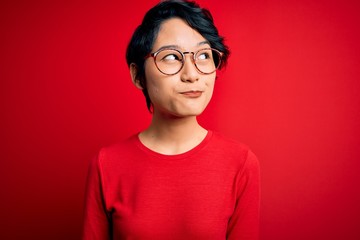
[180,53,199,83]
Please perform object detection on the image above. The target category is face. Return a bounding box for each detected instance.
[143,18,216,118]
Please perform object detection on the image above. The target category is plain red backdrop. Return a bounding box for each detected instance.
[1,0,360,239]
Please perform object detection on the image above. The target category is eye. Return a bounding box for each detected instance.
[156,49,183,63]
[197,51,211,60]
[162,54,180,61]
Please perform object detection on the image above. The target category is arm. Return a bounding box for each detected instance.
[227,150,260,240]
[82,152,112,240]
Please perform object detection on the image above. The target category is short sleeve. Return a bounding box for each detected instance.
[82,152,112,240]
[226,149,260,240]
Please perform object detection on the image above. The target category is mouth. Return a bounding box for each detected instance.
[180,90,203,98]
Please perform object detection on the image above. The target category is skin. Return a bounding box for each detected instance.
[130,18,216,155]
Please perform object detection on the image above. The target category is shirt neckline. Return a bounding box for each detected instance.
[133,130,213,160]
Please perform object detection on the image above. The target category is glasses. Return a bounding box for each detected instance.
[145,47,223,75]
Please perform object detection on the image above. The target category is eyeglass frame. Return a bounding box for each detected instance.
[145,47,224,76]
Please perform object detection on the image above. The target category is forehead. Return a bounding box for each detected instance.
[152,18,208,51]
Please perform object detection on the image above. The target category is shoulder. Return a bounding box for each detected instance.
[207,131,259,170]
[95,134,140,168]
[210,131,248,148]
[208,131,251,157]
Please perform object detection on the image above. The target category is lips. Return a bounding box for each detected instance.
[180,90,203,98]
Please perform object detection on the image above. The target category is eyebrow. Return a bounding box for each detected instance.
[154,40,211,52]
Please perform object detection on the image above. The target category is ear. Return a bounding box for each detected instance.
[130,63,143,90]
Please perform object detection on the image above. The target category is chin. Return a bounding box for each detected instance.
[174,107,206,118]
[155,101,209,118]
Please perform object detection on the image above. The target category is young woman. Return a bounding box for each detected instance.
[82,1,260,239]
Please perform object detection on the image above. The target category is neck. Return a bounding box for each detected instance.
[139,112,208,155]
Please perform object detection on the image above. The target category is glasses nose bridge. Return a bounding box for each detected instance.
[182,51,196,63]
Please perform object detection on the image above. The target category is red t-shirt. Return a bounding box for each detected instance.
[82,131,260,239]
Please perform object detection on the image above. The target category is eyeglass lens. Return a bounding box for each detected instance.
[155,48,221,75]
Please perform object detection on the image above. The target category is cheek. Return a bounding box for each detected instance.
[146,81,160,102]
[206,85,215,104]
[144,63,162,100]
[206,77,216,96]
[145,76,171,106]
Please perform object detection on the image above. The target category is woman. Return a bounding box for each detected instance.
[82,0,260,239]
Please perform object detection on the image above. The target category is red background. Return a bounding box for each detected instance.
[1,0,360,239]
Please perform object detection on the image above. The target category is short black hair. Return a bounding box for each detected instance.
[126,0,230,111]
